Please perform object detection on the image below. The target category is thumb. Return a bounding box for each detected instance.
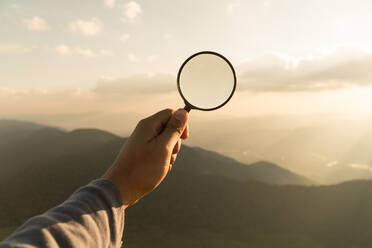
[158,108,188,148]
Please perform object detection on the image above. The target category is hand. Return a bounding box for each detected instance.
[102,108,189,208]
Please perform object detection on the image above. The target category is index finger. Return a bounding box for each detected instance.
[146,108,174,136]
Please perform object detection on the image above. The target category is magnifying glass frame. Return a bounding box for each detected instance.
[177,51,237,112]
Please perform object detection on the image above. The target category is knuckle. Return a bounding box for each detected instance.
[164,108,175,115]
[162,149,171,159]
[156,141,171,156]
[166,123,183,135]
[137,118,145,126]
[164,142,174,154]
[137,118,149,128]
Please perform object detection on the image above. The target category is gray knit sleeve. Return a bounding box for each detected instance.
[0,179,125,248]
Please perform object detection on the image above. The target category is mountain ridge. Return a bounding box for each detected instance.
[2,119,372,247]
[0,119,312,186]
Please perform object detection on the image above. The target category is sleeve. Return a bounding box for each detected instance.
[0,179,125,248]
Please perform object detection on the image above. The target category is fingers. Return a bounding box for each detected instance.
[158,109,188,149]
[136,109,174,141]
[170,154,177,165]
[181,122,189,140]
[172,139,181,154]
[168,140,180,172]
[147,108,174,134]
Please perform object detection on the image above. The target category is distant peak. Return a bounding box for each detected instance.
[68,128,121,140]
[249,161,282,169]
[0,119,48,130]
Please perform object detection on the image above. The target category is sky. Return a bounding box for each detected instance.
[1,0,372,134]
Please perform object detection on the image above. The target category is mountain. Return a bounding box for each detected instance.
[0,120,310,233]
[189,117,372,184]
[124,177,372,248]
[0,119,47,146]
[4,120,372,247]
[0,120,311,186]
[185,148,312,185]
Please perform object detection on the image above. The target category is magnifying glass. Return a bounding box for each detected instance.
[177,51,237,112]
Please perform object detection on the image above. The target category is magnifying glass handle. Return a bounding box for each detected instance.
[184,105,191,112]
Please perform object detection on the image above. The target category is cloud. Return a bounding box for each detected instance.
[94,73,174,96]
[0,86,165,135]
[127,52,158,63]
[128,52,139,62]
[0,74,179,131]
[0,87,26,97]
[0,73,179,119]
[104,0,116,8]
[120,33,131,43]
[69,18,103,36]
[75,47,96,57]
[99,49,114,56]
[22,16,50,31]
[0,87,101,117]
[0,73,174,100]
[56,44,72,56]
[238,47,372,92]
[56,45,113,58]
[122,1,142,21]
[350,163,372,172]
[0,43,32,54]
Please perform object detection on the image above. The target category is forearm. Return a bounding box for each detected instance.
[0,179,125,248]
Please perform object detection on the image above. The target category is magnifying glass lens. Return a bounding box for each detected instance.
[177,52,236,111]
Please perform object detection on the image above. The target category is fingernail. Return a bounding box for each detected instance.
[174,109,187,123]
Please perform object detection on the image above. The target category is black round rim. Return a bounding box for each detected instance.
[177,51,237,111]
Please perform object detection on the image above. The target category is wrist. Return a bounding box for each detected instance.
[101,172,138,209]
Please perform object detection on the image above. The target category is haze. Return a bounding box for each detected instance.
[2,0,372,183]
